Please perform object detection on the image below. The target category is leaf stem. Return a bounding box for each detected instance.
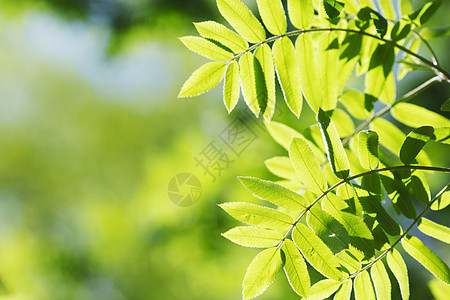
[232,28,450,82]
[347,183,450,279]
[341,75,441,146]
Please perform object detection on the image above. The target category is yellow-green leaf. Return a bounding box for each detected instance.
[371,260,391,300]
[379,0,396,20]
[418,218,450,244]
[293,223,343,280]
[179,36,233,61]
[387,248,409,300]
[365,44,395,104]
[339,89,371,120]
[239,52,260,116]
[264,156,298,182]
[317,32,339,111]
[333,279,352,300]
[178,62,226,97]
[306,279,342,300]
[392,103,450,128]
[224,61,240,112]
[336,250,361,274]
[402,235,450,284]
[217,0,266,44]
[257,0,287,35]
[273,37,303,117]
[288,0,313,29]
[255,44,276,121]
[194,21,248,53]
[331,109,355,138]
[243,247,282,299]
[354,270,376,300]
[431,190,450,211]
[357,130,379,170]
[400,126,435,164]
[219,202,294,232]
[222,226,283,247]
[289,137,327,194]
[282,239,310,297]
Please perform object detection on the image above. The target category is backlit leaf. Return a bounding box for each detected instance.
[338,89,371,120]
[307,208,349,252]
[306,279,342,300]
[264,156,298,182]
[331,109,355,138]
[289,137,327,194]
[365,44,395,104]
[179,62,226,97]
[179,36,234,61]
[282,239,310,297]
[336,250,361,274]
[219,202,294,232]
[400,126,435,165]
[243,247,282,299]
[392,103,450,128]
[418,218,450,244]
[333,279,352,300]
[255,44,276,121]
[387,248,410,300]
[194,21,248,53]
[357,130,379,170]
[240,52,260,116]
[379,0,396,20]
[288,0,314,29]
[223,61,240,112]
[354,270,376,300]
[402,235,450,284]
[256,0,287,35]
[430,191,450,211]
[317,32,340,111]
[217,0,266,43]
[293,223,343,280]
[371,260,391,300]
[273,37,303,117]
[222,226,283,247]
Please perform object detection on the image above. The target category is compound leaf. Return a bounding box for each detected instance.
[365,44,395,104]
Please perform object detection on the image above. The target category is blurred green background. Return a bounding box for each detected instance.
[0,0,448,299]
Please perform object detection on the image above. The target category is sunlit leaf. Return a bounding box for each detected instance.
[387,248,410,300]
[288,0,313,30]
[223,61,240,112]
[243,247,282,299]
[391,20,412,42]
[289,137,327,194]
[429,277,450,300]
[179,36,234,61]
[392,103,450,128]
[282,239,310,297]
[222,226,283,247]
[331,109,354,138]
[194,21,248,53]
[255,44,276,120]
[430,191,450,211]
[296,34,322,112]
[264,156,298,182]
[336,250,361,274]
[219,202,294,232]
[365,44,395,104]
[238,176,308,215]
[402,235,450,284]
[217,0,266,43]
[317,32,340,111]
[323,0,345,20]
[307,208,349,252]
[256,0,287,35]
[408,0,442,27]
[333,279,352,300]
[400,126,435,165]
[179,62,226,97]
[357,130,379,170]
[306,279,342,300]
[338,89,371,120]
[273,37,303,117]
[354,270,376,300]
[434,127,450,144]
[293,224,343,280]
[379,0,396,19]
[318,109,350,179]
[371,260,391,300]
[240,52,260,116]
[418,218,450,244]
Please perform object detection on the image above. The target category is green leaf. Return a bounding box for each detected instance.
[387,248,410,300]
[194,21,248,53]
[288,0,314,30]
[243,247,282,299]
[223,61,240,112]
[179,36,234,61]
[317,32,340,111]
[379,0,396,20]
[392,103,450,128]
[391,20,412,42]
[408,0,442,27]
[273,37,303,117]
[179,62,226,97]
[434,127,450,144]
[400,126,435,165]
[238,176,309,215]
[254,44,276,121]
[418,218,450,244]
[282,239,311,297]
[293,223,343,280]
[402,235,450,284]
[400,0,413,15]
[336,250,361,274]
[256,0,287,35]
[338,34,361,95]
[289,137,327,194]
[264,156,298,182]
[323,0,345,20]
[331,109,355,138]
[429,278,450,300]
[354,270,376,300]
[441,99,450,112]
[239,52,260,116]
[217,0,266,44]
[222,226,283,247]
[371,10,388,38]
[408,170,431,205]
[357,33,379,76]
[357,130,379,170]
[219,202,294,232]
[371,260,391,300]
[253,52,268,115]
[307,208,349,252]
[296,34,322,112]
[339,89,371,120]
[333,279,352,300]
[365,44,395,104]
[306,279,342,300]
[318,109,350,179]
[431,191,450,211]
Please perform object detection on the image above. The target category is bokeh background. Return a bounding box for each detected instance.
[0,0,448,299]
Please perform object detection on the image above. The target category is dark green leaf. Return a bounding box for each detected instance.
[400,126,435,165]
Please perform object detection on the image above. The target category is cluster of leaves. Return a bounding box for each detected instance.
[178,0,450,299]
